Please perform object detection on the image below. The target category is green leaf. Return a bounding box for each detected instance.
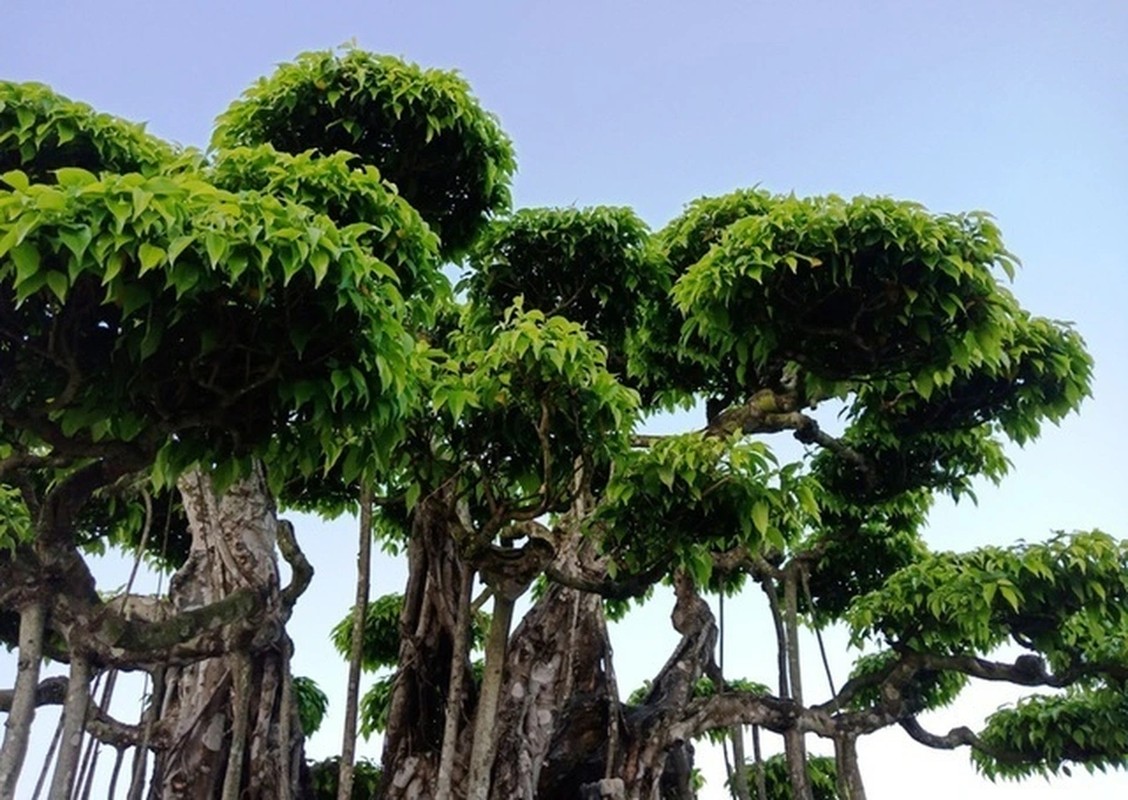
[752,500,770,536]
[53,167,97,187]
[138,242,165,274]
[11,241,41,286]
[0,170,30,191]
[204,231,228,267]
[45,271,68,302]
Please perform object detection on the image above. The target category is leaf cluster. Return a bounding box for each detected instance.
[974,685,1128,779]
[464,206,663,373]
[0,81,175,182]
[848,531,1128,668]
[212,48,516,260]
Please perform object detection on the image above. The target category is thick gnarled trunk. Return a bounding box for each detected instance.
[380,495,472,799]
[490,582,614,800]
[149,466,304,800]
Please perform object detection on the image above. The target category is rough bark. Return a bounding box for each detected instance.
[48,652,91,799]
[618,572,721,800]
[147,465,305,800]
[0,600,46,800]
[380,494,472,799]
[490,580,612,800]
[834,735,866,800]
[338,486,374,800]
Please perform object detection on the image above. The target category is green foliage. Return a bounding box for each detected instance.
[596,435,820,585]
[743,754,840,800]
[0,82,175,182]
[0,481,32,553]
[673,194,1019,390]
[330,592,490,673]
[845,650,967,713]
[848,531,1128,668]
[212,48,515,260]
[425,305,638,524]
[0,166,415,483]
[802,491,932,620]
[293,675,330,736]
[973,685,1128,780]
[209,145,443,308]
[308,756,382,800]
[464,206,663,370]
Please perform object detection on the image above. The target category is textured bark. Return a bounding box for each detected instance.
[0,600,46,800]
[338,486,374,800]
[380,494,471,799]
[618,573,721,800]
[48,652,90,799]
[466,594,515,800]
[490,580,612,800]
[148,465,305,800]
[435,568,473,798]
[834,735,866,800]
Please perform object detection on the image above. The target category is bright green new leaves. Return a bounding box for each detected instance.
[212,48,516,260]
[465,206,664,372]
[0,482,32,553]
[848,531,1128,666]
[0,168,413,476]
[209,145,443,309]
[429,305,638,524]
[973,686,1128,779]
[0,82,176,182]
[671,193,1018,388]
[596,435,820,586]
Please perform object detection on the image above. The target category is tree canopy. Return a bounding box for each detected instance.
[0,46,1123,800]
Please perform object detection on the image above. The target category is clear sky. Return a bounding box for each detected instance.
[2,1,1127,798]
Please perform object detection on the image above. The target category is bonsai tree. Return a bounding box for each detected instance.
[2,48,1123,800]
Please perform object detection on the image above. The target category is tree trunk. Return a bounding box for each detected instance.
[834,735,866,800]
[380,493,472,799]
[48,652,91,799]
[782,571,812,800]
[466,594,514,800]
[338,486,374,800]
[148,465,304,800]
[0,600,46,800]
[490,581,613,800]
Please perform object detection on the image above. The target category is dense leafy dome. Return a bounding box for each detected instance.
[211,49,516,261]
[0,81,175,181]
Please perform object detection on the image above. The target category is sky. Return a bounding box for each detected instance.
[2,1,1127,797]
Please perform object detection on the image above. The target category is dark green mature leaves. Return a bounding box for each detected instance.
[328,592,491,672]
[744,754,840,800]
[212,48,516,260]
[803,491,932,620]
[0,82,176,182]
[0,169,413,480]
[293,675,330,735]
[464,206,663,371]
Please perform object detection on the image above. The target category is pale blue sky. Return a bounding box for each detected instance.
[3,2,1127,797]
